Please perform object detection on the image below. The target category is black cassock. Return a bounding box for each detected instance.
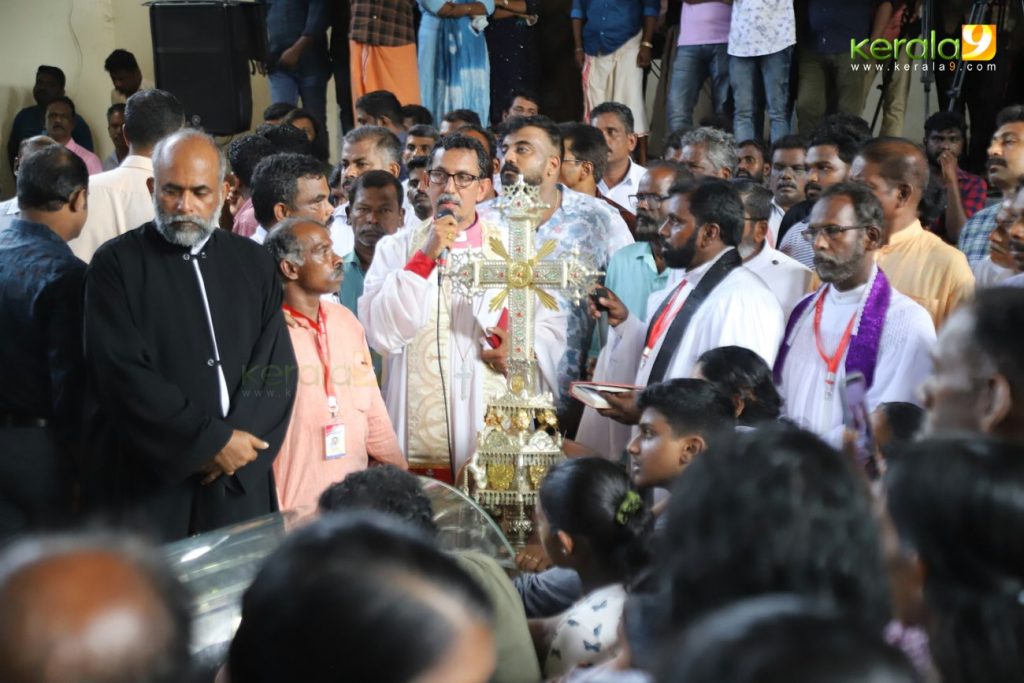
[83,223,297,541]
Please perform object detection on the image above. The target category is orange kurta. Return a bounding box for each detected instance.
[875,220,975,329]
[273,301,405,512]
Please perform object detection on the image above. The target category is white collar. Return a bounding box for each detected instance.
[190,232,212,255]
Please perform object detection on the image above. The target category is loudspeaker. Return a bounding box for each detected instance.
[149,1,268,136]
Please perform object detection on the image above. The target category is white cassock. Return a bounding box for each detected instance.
[576,248,785,459]
[359,217,568,475]
[744,243,815,317]
[778,268,936,445]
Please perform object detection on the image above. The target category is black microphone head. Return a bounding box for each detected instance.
[436,208,455,220]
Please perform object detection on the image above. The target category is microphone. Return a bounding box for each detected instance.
[435,208,455,284]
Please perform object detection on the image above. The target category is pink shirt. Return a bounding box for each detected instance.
[678,2,732,46]
[232,197,259,238]
[273,301,405,511]
[65,137,104,176]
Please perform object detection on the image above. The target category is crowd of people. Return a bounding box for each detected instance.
[3,1,1024,682]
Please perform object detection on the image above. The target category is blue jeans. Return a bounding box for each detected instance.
[730,46,793,143]
[666,43,731,134]
[268,69,329,132]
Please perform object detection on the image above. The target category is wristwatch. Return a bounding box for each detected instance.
[640,40,654,49]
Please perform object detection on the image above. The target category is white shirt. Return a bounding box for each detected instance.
[328,204,354,256]
[358,221,569,473]
[973,256,1016,287]
[767,198,787,247]
[744,242,814,316]
[69,155,155,263]
[778,271,936,445]
[598,160,647,217]
[728,0,797,58]
[778,217,816,268]
[576,248,785,459]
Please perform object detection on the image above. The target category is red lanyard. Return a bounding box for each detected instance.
[283,304,337,416]
[643,279,688,360]
[813,289,857,398]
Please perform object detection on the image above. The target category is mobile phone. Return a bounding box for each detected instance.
[841,372,878,479]
[591,286,610,312]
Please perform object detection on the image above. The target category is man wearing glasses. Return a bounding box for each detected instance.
[558,122,635,236]
[774,182,934,444]
[359,134,568,481]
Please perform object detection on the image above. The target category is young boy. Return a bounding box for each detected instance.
[627,378,735,492]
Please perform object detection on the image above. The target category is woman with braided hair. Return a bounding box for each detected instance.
[529,456,653,678]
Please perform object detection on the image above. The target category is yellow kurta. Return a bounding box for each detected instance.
[875,220,975,329]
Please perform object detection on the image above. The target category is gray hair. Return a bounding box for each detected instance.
[682,127,738,176]
[343,125,402,168]
[151,127,227,185]
[265,216,316,270]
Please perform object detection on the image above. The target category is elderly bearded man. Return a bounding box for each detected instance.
[83,129,297,540]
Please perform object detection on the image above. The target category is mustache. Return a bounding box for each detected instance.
[805,182,822,194]
[436,192,461,207]
[501,161,520,176]
[988,156,1008,169]
[735,168,752,179]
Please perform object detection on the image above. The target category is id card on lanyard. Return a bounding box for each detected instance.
[317,319,346,460]
[289,304,347,460]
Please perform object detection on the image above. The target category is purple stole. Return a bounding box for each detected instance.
[773,268,892,390]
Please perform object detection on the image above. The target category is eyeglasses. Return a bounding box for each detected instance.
[428,169,481,189]
[629,193,671,209]
[800,224,869,242]
[562,157,588,166]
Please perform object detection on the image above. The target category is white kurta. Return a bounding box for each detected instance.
[778,273,936,445]
[358,221,568,473]
[576,248,785,459]
[744,242,815,316]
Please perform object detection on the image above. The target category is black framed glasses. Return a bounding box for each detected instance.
[427,170,481,189]
[629,193,671,209]
[800,224,870,243]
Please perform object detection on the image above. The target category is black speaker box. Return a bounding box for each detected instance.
[149,1,268,136]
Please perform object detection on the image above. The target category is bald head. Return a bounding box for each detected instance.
[850,138,929,234]
[0,536,190,683]
[14,135,59,174]
[152,128,226,184]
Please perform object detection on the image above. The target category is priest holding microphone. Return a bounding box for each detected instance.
[359,135,567,481]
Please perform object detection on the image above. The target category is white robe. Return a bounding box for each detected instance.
[744,242,815,317]
[576,248,785,459]
[778,273,936,445]
[358,221,568,473]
